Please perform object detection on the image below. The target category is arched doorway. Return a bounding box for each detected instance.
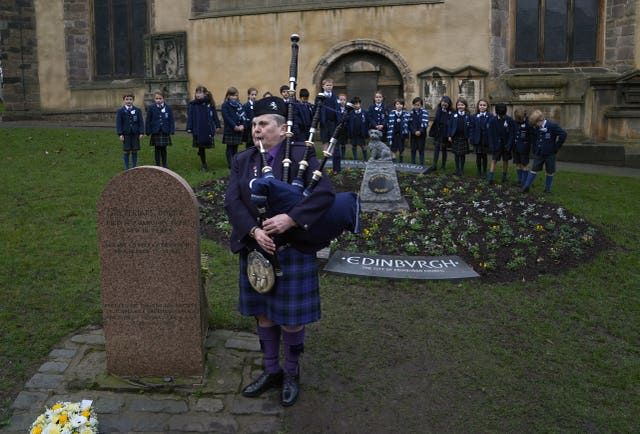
[313,40,413,110]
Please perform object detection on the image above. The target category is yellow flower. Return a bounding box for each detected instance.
[82,409,91,418]
[31,427,43,434]
[52,403,63,410]
[59,413,68,424]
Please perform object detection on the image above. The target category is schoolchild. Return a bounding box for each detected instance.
[278,85,289,101]
[145,90,175,168]
[408,97,429,165]
[335,93,349,169]
[318,78,339,145]
[115,93,144,170]
[427,95,453,172]
[186,85,221,171]
[347,96,368,160]
[221,86,247,169]
[447,98,473,176]
[487,103,515,184]
[293,88,313,142]
[367,90,388,141]
[512,109,533,186]
[471,99,493,178]
[243,87,258,148]
[387,98,410,163]
[521,110,567,194]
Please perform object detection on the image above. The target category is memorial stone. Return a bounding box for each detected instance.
[359,162,410,213]
[96,166,207,377]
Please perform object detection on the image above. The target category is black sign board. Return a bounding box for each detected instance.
[324,250,479,280]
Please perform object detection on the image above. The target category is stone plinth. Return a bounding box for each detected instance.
[96,166,207,377]
[359,160,409,212]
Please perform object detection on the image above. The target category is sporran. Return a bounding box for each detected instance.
[247,250,275,293]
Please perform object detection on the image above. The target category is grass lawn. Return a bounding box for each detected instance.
[0,126,638,431]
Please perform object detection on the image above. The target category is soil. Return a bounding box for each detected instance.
[197,170,611,285]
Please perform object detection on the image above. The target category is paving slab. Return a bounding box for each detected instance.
[1,327,284,434]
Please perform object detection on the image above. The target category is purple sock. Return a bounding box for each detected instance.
[282,328,305,376]
[257,325,281,374]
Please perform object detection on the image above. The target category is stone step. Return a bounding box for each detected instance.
[626,153,640,168]
[557,143,626,166]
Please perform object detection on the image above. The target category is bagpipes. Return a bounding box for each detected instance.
[249,34,360,254]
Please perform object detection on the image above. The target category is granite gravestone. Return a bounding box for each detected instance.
[97,166,207,377]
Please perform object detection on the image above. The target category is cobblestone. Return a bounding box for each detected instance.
[1,327,284,434]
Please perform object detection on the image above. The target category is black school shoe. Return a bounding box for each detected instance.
[280,373,300,406]
[242,370,283,397]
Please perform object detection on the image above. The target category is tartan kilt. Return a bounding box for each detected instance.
[238,246,321,326]
[192,135,214,148]
[452,136,470,155]
[122,134,141,152]
[223,131,243,147]
[474,137,489,154]
[150,132,172,147]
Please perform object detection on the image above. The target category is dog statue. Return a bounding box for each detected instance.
[367,129,392,161]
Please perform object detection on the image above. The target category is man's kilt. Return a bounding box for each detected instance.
[239,246,321,327]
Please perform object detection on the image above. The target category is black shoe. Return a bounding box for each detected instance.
[242,370,283,397]
[543,189,552,194]
[281,373,300,407]
[521,185,530,193]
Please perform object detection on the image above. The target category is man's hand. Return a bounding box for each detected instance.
[262,214,297,235]
[254,228,276,255]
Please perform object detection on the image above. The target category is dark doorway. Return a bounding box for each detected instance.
[321,52,403,110]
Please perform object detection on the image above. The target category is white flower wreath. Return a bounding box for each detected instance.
[29,400,98,434]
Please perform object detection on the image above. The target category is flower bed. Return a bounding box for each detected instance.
[195,170,611,283]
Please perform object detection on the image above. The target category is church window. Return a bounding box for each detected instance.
[515,0,599,66]
[94,0,147,78]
